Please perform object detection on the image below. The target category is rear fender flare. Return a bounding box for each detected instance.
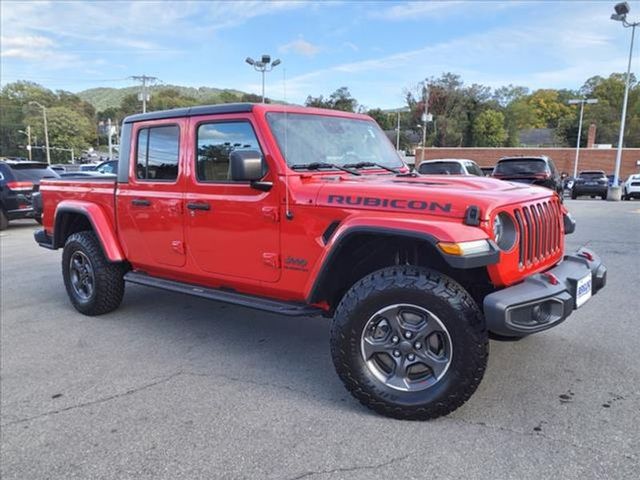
[53,201,124,262]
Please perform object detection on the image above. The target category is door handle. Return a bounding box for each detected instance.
[131,198,151,206]
[186,202,211,211]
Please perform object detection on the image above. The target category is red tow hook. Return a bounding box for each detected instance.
[542,272,560,285]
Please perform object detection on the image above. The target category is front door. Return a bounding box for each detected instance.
[184,116,280,283]
[117,120,186,269]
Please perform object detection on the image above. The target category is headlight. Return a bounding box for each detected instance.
[493,212,517,251]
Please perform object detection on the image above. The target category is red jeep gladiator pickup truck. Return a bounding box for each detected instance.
[33,103,607,420]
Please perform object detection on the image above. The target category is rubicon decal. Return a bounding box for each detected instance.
[326,195,452,213]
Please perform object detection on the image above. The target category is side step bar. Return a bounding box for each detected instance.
[124,271,323,317]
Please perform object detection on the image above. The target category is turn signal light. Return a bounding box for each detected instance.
[437,240,491,256]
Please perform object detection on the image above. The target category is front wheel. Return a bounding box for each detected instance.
[330,266,488,420]
[62,231,125,315]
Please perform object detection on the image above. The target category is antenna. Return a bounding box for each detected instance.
[283,68,293,220]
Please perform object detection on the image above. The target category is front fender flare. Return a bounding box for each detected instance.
[305,216,498,303]
[54,200,125,262]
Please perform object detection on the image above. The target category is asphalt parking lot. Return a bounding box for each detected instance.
[1,199,639,480]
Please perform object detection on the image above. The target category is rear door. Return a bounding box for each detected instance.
[116,120,186,269]
[184,114,281,283]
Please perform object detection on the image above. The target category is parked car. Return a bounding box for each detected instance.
[492,156,563,198]
[571,170,608,200]
[0,160,59,229]
[418,159,484,176]
[33,103,607,420]
[622,174,640,200]
[480,166,494,176]
[95,159,118,174]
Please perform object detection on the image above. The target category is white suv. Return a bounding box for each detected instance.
[622,174,640,200]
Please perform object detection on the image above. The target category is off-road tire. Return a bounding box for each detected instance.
[62,231,125,315]
[0,209,8,230]
[330,266,488,420]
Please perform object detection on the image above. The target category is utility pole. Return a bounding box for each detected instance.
[18,126,32,161]
[130,75,158,113]
[29,101,50,165]
[567,98,598,178]
[107,118,113,160]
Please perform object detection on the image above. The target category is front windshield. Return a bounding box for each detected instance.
[266,112,403,169]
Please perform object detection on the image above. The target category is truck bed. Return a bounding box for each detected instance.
[39,177,117,234]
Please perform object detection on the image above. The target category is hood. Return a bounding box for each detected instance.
[312,173,555,220]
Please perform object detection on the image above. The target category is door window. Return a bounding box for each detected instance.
[136,125,180,181]
[196,121,262,182]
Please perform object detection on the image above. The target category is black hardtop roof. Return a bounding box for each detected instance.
[123,103,255,124]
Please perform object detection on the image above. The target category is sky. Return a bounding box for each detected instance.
[0,0,638,109]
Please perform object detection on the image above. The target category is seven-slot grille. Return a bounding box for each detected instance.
[512,198,562,268]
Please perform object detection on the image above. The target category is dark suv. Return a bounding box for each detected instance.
[492,156,563,198]
[0,160,59,230]
[571,170,608,200]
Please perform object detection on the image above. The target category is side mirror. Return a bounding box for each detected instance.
[229,150,267,182]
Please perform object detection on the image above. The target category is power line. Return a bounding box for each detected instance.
[130,75,159,114]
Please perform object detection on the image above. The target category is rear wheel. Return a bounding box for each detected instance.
[62,231,125,315]
[0,209,8,230]
[330,266,488,420]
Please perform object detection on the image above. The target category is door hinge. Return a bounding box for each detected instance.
[262,252,280,268]
[262,206,279,222]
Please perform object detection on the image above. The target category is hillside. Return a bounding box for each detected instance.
[78,84,249,112]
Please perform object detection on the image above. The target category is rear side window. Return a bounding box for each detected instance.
[494,159,548,175]
[136,125,180,181]
[196,121,262,182]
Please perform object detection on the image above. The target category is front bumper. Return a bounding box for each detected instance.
[483,248,606,337]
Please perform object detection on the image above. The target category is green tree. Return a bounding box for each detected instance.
[526,89,573,128]
[366,108,393,130]
[472,110,507,147]
[305,87,358,112]
[25,106,95,163]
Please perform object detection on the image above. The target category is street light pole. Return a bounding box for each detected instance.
[245,55,281,103]
[29,101,50,165]
[18,126,32,161]
[568,98,598,178]
[610,2,639,199]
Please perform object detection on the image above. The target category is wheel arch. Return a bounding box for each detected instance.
[306,225,496,310]
[53,201,125,262]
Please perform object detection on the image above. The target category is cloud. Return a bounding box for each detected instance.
[342,41,359,52]
[1,35,55,59]
[369,1,463,20]
[279,37,322,57]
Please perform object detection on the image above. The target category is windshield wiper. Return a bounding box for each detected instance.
[290,162,361,176]
[343,161,400,174]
